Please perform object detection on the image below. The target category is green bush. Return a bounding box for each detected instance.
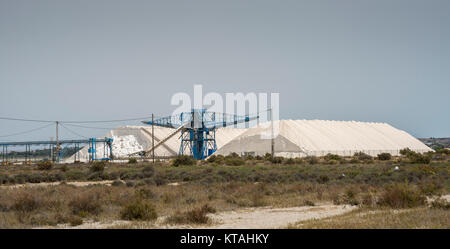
[128,158,138,164]
[284,158,295,165]
[324,153,341,161]
[142,165,155,177]
[37,161,53,170]
[353,152,372,161]
[263,153,273,161]
[206,155,224,164]
[408,152,431,164]
[319,175,330,183]
[377,153,392,161]
[270,157,283,164]
[172,155,196,167]
[120,200,157,221]
[228,152,240,158]
[224,157,245,166]
[206,155,217,163]
[303,200,315,206]
[400,148,431,164]
[400,148,413,156]
[89,161,105,173]
[305,156,318,165]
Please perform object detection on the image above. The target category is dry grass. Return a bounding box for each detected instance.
[289,207,450,229]
[0,157,448,228]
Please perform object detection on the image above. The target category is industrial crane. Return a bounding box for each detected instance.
[140,109,259,160]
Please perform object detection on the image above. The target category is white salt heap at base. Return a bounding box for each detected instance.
[111,135,143,156]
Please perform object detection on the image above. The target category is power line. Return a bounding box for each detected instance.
[63,124,115,130]
[60,115,156,124]
[59,124,88,139]
[0,117,55,123]
[0,115,156,124]
[0,123,54,138]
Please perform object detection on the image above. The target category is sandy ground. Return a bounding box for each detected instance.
[41,203,357,229]
[36,194,450,229]
[0,180,116,189]
[173,204,357,229]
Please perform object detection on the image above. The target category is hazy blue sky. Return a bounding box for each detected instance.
[0,0,449,142]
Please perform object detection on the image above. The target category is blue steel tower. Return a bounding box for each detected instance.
[142,109,258,160]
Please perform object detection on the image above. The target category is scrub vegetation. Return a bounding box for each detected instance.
[0,149,449,228]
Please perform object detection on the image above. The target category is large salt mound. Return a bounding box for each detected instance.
[214,120,433,158]
[65,125,246,162]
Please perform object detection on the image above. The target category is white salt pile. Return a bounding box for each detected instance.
[111,135,144,156]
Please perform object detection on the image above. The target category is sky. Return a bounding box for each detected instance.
[0,0,449,142]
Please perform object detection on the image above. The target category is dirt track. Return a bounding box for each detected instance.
[206,204,357,229]
[43,204,357,229]
[0,180,115,189]
[158,204,358,229]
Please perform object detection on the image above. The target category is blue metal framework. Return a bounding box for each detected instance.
[142,109,258,160]
[0,138,114,164]
[88,138,114,161]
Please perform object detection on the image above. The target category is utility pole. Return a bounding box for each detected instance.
[50,137,53,161]
[270,108,274,158]
[55,121,60,163]
[152,114,155,164]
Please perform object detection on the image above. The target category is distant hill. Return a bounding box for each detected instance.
[418,137,450,150]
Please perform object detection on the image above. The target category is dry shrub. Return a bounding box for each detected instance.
[303,200,315,206]
[12,192,42,212]
[361,193,377,207]
[430,198,450,210]
[419,180,443,196]
[111,180,125,186]
[135,187,156,200]
[68,216,84,226]
[89,162,105,173]
[378,183,426,209]
[68,192,102,216]
[305,156,318,165]
[120,199,157,221]
[166,204,215,224]
[250,191,266,207]
[37,161,53,170]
